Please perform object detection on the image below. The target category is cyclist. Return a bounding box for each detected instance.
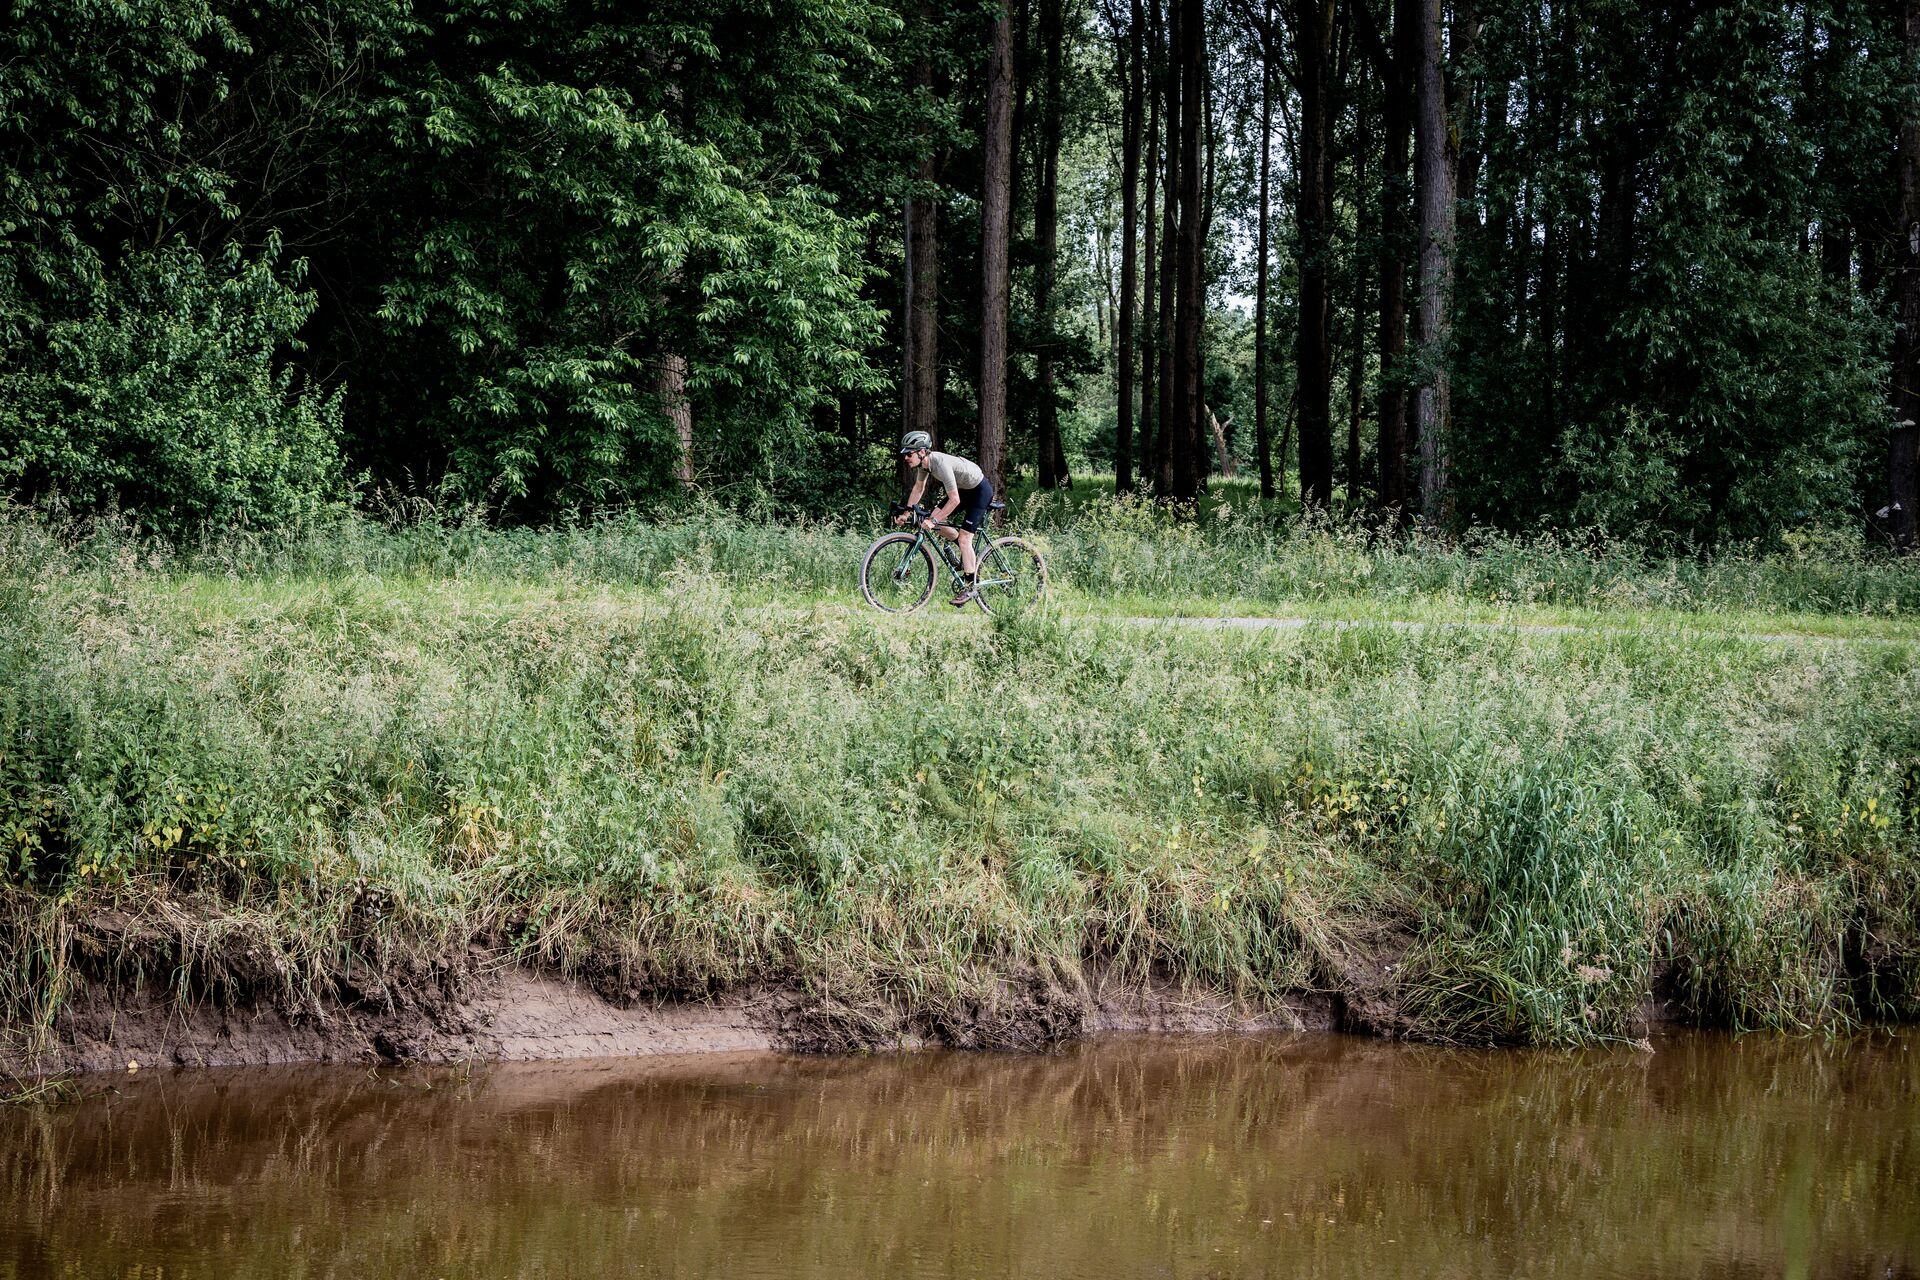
[894,430,993,606]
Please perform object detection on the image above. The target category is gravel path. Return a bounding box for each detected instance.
[1117,613,1893,645]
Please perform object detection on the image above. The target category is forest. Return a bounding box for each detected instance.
[3,0,1917,546]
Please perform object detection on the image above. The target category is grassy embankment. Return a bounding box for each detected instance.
[2,497,1918,1054]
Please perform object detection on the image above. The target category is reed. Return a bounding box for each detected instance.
[1,508,1916,1051]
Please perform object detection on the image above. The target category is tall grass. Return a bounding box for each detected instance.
[8,494,1918,621]
[2,509,1916,1051]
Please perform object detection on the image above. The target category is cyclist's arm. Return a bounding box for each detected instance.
[929,491,959,524]
[904,473,929,507]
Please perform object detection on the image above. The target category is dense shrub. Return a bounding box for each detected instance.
[0,243,346,533]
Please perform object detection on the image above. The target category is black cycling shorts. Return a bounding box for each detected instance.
[956,479,994,533]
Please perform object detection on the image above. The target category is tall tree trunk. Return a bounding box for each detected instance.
[1037,0,1069,488]
[905,21,941,454]
[910,21,948,454]
[1253,15,1275,500]
[1171,0,1205,501]
[1295,0,1335,508]
[1156,0,1180,497]
[979,0,1016,492]
[1207,405,1235,476]
[1412,0,1454,524]
[1346,63,1369,500]
[1890,0,1920,550]
[658,353,693,487]
[1009,0,1033,228]
[1377,0,1414,517]
[1116,0,1143,495]
[1449,0,1483,231]
[907,194,940,446]
[1138,0,1162,494]
[1347,267,1365,498]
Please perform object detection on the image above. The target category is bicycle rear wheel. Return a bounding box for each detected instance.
[860,533,938,613]
[974,537,1047,614]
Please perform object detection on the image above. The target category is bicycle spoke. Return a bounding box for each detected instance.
[973,539,1046,614]
[861,533,936,613]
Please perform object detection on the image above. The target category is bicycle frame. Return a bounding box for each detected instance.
[911,525,994,587]
[894,505,1004,589]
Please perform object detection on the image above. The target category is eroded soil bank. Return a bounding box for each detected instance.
[0,891,1723,1079]
[10,948,1358,1077]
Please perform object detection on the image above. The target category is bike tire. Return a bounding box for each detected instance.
[973,537,1048,614]
[859,533,938,613]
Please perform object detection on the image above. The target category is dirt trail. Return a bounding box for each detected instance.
[1117,613,1894,645]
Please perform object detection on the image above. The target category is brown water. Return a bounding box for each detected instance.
[1,1031,1915,1279]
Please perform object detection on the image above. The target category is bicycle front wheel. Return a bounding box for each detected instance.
[860,533,938,613]
[974,537,1048,614]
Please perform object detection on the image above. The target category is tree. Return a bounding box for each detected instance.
[1354,0,1416,516]
[1291,0,1337,508]
[980,0,1017,492]
[905,4,945,456]
[1110,0,1145,494]
[1236,0,1281,501]
[1036,0,1072,488]
[1891,0,1920,549]
[1170,0,1206,500]
[1138,0,1163,490]
[1410,0,1453,523]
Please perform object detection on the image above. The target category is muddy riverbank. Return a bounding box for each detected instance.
[11,958,1345,1077]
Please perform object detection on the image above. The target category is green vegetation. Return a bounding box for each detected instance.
[3,509,1917,1053]
[4,1,1916,544]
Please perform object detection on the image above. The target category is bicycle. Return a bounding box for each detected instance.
[859,501,1048,614]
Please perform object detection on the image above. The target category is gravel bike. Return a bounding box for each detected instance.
[859,501,1048,614]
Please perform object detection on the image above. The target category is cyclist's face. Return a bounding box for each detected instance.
[907,448,929,467]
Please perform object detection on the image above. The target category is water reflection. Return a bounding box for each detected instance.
[1,1031,1914,1279]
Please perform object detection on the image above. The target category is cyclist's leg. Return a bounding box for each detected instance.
[956,481,992,578]
[945,484,988,604]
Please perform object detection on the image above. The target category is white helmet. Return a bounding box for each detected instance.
[899,431,932,456]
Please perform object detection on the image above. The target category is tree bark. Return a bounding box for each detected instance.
[1116,0,1143,494]
[905,21,941,454]
[1253,7,1275,500]
[1138,0,1162,494]
[979,0,1016,492]
[1346,63,1369,500]
[1295,0,1335,508]
[1171,0,1205,501]
[1378,0,1414,516]
[907,196,940,446]
[1037,0,1070,488]
[1207,405,1236,477]
[1156,0,1180,497]
[658,353,693,487]
[1890,0,1920,550]
[1412,0,1454,525]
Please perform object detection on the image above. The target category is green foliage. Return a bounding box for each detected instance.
[3,514,1918,1046]
[1448,0,1905,542]
[0,0,896,520]
[0,243,345,532]
[353,1,893,511]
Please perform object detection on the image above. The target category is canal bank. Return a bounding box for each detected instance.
[6,571,1920,1071]
[15,941,1349,1077]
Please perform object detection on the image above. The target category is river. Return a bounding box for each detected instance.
[2,1030,1914,1278]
